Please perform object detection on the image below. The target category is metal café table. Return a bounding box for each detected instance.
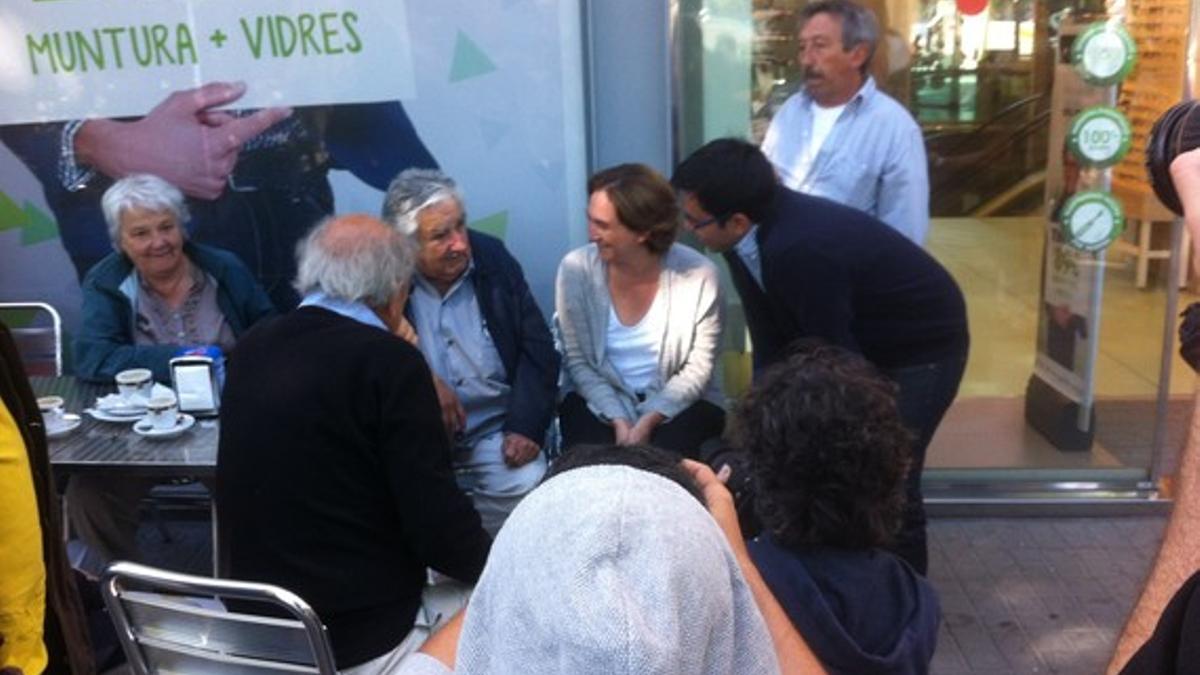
[33,376,220,574]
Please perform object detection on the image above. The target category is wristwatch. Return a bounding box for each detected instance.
[58,119,97,192]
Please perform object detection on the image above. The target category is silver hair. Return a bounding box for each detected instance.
[100,174,190,250]
[800,0,879,74]
[292,216,416,307]
[380,168,465,236]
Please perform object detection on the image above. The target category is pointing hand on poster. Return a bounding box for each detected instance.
[74,81,292,200]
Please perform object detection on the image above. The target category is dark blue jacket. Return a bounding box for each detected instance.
[409,230,560,443]
[749,535,941,675]
[74,242,276,383]
[724,188,968,372]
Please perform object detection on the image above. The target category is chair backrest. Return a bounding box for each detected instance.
[101,561,338,675]
[0,302,62,376]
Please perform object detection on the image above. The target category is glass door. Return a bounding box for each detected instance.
[673,0,1194,503]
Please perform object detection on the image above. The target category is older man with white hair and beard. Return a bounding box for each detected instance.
[217,214,491,672]
[381,169,559,535]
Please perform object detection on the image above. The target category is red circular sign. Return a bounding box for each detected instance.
[956,0,988,15]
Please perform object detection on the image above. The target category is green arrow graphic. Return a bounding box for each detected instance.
[471,211,508,240]
[0,189,60,243]
[450,31,497,82]
[0,190,24,231]
[21,201,58,245]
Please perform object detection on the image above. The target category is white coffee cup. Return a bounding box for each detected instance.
[37,395,65,428]
[145,395,180,431]
[115,368,154,402]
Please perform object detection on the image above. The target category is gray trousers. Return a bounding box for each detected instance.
[66,475,156,573]
[454,431,546,537]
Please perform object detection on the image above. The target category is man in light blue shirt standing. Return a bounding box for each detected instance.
[762,0,929,244]
[382,170,560,536]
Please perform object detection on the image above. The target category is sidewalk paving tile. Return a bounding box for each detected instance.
[929,516,1166,675]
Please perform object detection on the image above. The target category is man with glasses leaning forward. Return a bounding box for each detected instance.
[673,138,968,576]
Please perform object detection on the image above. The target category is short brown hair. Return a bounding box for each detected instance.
[588,164,679,255]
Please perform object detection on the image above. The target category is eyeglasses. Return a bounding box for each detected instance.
[684,213,726,230]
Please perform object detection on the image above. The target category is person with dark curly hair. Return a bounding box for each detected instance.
[731,342,940,675]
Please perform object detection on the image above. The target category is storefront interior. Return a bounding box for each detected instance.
[679,0,1197,504]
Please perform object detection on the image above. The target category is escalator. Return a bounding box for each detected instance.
[925,93,1051,217]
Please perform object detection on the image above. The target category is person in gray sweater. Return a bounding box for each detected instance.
[555,163,725,457]
[390,463,782,675]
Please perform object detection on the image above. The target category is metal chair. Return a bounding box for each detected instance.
[0,301,63,376]
[101,561,338,674]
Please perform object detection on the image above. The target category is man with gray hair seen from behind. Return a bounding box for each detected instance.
[217,214,491,672]
[762,0,929,244]
[381,169,560,535]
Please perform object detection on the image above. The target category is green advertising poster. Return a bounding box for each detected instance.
[2,0,416,123]
[0,0,588,339]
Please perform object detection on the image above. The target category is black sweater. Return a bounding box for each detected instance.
[217,307,491,667]
[726,189,969,371]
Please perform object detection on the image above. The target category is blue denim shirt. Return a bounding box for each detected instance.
[762,77,929,244]
[299,292,389,332]
[734,225,764,289]
[408,262,511,448]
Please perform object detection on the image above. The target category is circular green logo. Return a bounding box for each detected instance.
[1071,22,1137,85]
[1067,106,1133,167]
[1060,191,1125,252]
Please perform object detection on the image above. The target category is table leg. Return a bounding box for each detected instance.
[210,501,219,577]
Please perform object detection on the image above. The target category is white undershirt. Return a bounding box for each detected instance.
[605,292,664,394]
[796,102,846,182]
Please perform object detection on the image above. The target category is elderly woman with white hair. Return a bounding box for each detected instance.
[74,173,275,384]
[68,174,274,573]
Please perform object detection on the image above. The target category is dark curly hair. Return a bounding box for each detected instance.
[546,444,704,504]
[729,341,912,550]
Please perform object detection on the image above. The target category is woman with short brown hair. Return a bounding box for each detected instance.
[555,163,725,456]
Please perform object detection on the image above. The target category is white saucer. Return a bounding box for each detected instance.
[87,408,146,423]
[46,414,82,439]
[93,398,148,418]
[132,414,195,441]
[94,384,174,416]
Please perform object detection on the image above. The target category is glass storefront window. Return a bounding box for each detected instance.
[676,0,1196,502]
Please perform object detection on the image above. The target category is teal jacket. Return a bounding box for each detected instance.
[74,242,276,383]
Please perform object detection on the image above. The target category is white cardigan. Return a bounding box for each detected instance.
[555,242,724,423]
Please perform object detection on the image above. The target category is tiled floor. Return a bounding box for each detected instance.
[929,217,1197,401]
[928,516,1168,675]
[925,216,1195,475]
[121,513,1169,674]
